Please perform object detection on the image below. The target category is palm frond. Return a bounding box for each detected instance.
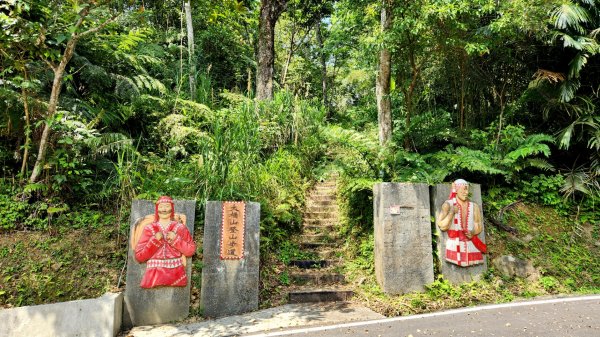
[558,79,580,102]
[558,122,576,149]
[568,52,588,78]
[551,3,590,33]
[560,33,585,49]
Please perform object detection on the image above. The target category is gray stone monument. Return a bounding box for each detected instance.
[374,183,434,294]
[432,182,487,284]
[123,199,196,328]
[201,201,260,318]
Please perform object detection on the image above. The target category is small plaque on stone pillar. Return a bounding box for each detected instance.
[123,197,197,328]
[220,201,246,260]
[432,180,487,284]
[374,183,434,294]
[201,201,260,318]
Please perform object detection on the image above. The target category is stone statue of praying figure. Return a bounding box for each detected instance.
[437,179,487,267]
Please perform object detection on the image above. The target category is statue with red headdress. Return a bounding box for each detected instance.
[131,196,197,288]
[437,179,487,267]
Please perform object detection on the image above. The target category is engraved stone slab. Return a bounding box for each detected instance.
[123,199,196,328]
[201,201,260,318]
[432,183,487,284]
[374,183,434,294]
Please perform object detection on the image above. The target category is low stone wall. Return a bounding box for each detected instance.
[0,292,122,337]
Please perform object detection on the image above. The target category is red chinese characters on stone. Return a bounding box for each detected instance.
[133,196,196,289]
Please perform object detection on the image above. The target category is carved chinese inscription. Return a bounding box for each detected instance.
[220,201,246,260]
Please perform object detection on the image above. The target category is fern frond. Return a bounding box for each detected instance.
[440,147,506,176]
[175,98,214,122]
[113,74,140,99]
[525,158,555,171]
[23,183,48,193]
[85,132,134,157]
[321,125,379,155]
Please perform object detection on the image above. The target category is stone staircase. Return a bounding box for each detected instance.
[287,175,353,304]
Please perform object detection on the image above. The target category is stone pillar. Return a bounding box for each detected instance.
[123,199,196,328]
[200,201,260,318]
[374,183,434,294]
[432,183,487,284]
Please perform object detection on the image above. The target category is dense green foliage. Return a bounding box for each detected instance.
[0,0,598,308]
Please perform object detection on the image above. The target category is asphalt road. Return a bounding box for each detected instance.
[247,295,600,337]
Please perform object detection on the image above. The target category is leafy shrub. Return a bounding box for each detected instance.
[519,174,564,206]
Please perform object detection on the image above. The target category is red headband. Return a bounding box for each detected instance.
[154,196,175,221]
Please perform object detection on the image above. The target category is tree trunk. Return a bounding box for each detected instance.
[281,27,295,87]
[316,20,328,118]
[376,0,393,146]
[29,39,77,184]
[257,0,286,100]
[29,8,117,183]
[20,70,32,178]
[247,67,253,95]
[404,46,421,151]
[184,1,196,101]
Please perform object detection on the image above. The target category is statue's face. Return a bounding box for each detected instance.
[157,202,172,220]
[456,184,469,202]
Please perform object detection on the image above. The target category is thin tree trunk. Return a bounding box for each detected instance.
[184,1,196,101]
[247,67,253,96]
[30,41,77,184]
[257,0,287,100]
[376,0,393,146]
[29,8,118,183]
[404,47,421,151]
[281,27,295,87]
[20,70,32,178]
[459,51,466,130]
[316,20,328,117]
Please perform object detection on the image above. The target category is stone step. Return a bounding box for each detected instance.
[288,260,335,269]
[303,224,336,233]
[303,211,339,218]
[299,242,335,249]
[309,190,336,196]
[305,205,338,213]
[307,195,336,202]
[314,182,337,187]
[288,289,353,304]
[302,229,336,238]
[317,249,340,259]
[306,199,336,206]
[302,218,339,227]
[290,272,346,285]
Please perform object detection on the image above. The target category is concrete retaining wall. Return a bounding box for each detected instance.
[0,292,122,337]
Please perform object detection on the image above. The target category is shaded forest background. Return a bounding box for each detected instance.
[0,0,598,308]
